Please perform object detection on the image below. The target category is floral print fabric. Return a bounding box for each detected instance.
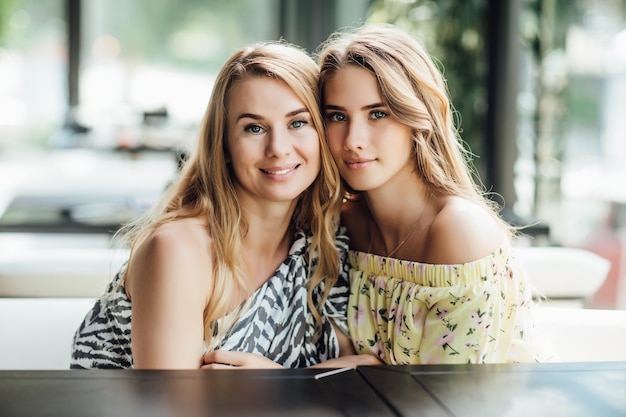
[347,240,553,364]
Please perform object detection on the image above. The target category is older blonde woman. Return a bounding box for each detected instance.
[71,41,375,369]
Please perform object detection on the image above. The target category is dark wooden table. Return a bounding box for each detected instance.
[359,361,626,417]
[0,368,394,417]
[1,362,625,416]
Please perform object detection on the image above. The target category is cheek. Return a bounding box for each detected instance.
[312,153,322,174]
[325,127,344,155]
[295,129,322,170]
[227,142,255,176]
[308,140,322,171]
[228,155,247,184]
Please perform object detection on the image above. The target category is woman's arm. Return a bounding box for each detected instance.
[126,221,212,369]
[201,350,284,369]
[334,322,356,356]
[200,322,381,369]
[201,347,382,369]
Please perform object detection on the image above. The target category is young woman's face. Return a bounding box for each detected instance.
[226,76,321,204]
[324,65,415,192]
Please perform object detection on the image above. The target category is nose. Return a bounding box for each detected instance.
[265,127,291,158]
[343,118,368,151]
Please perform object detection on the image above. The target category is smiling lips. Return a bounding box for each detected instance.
[260,164,300,178]
[344,158,375,170]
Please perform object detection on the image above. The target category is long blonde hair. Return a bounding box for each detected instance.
[118,41,343,345]
[317,23,511,234]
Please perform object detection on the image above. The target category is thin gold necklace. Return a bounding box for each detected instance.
[368,195,430,258]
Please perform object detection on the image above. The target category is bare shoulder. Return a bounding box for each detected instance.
[135,217,211,268]
[340,199,371,252]
[150,218,210,255]
[126,217,213,299]
[424,197,506,264]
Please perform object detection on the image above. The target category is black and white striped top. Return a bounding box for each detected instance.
[70,229,350,369]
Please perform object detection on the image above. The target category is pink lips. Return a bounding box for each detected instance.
[344,158,375,170]
[260,164,299,180]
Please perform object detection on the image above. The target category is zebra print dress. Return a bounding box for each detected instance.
[70,229,350,369]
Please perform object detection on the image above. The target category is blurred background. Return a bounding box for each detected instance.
[0,0,625,309]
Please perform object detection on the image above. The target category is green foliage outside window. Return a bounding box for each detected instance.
[366,0,488,168]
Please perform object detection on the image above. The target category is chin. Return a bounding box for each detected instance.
[343,179,373,193]
[269,188,311,203]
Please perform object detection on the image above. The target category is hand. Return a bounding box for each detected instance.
[310,354,383,369]
[201,350,285,370]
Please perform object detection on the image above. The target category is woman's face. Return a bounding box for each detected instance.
[226,76,321,205]
[323,65,415,193]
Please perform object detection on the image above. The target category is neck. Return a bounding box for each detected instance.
[238,199,298,289]
[363,181,432,258]
[243,209,295,255]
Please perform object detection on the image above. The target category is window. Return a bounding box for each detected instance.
[0,0,281,233]
[0,0,282,152]
[0,0,67,150]
[75,0,280,150]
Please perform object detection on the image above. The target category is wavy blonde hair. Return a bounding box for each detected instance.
[317,23,511,234]
[118,41,343,346]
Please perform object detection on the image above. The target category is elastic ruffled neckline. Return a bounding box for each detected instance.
[348,240,511,287]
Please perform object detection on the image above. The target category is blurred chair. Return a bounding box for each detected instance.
[515,246,612,308]
[0,298,94,369]
[518,246,624,362]
[0,235,125,368]
[535,306,626,362]
[0,235,128,297]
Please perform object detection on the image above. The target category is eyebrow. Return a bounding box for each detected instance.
[236,108,309,122]
[363,103,385,110]
[324,103,386,111]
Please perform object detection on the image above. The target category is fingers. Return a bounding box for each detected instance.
[309,353,382,369]
[354,354,383,365]
[353,353,382,365]
[202,350,239,366]
[202,350,285,369]
[200,363,235,370]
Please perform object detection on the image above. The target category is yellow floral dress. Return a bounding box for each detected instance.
[347,240,553,364]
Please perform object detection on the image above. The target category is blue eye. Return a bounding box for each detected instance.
[370,110,387,120]
[326,112,347,122]
[244,124,264,134]
[290,119,307,129]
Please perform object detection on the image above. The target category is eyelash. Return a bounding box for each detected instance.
[370,110,387,120]
[325,110,388,122]
[326,112,346,122]
[243,119,308,135]
[290,119,307,129]
[244,124,264,134]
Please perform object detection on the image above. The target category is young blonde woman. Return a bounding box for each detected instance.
[318,23,554,364]
[71,41,376,369]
